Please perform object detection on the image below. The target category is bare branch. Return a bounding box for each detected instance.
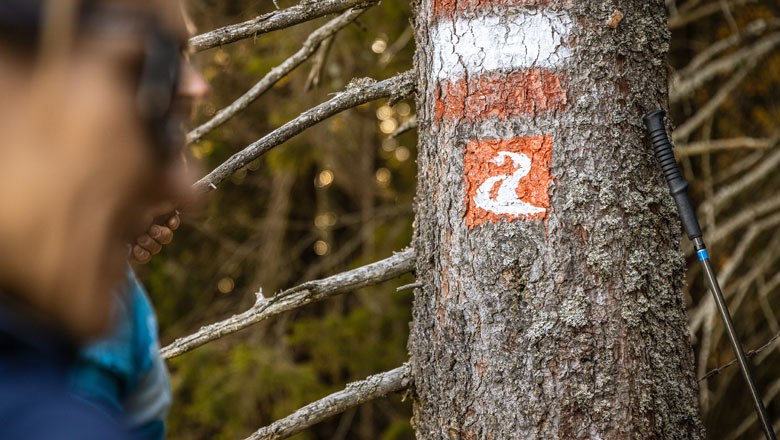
[688,226,780,339]
[702,144,780,216]
[670,32,780,104]
[756,274,780,364]
[245,364,412,440]
[715,151,763,184]
[188,7,369,144]
[189,0,378,52]
[668,0,755,30]
[676,137,772,157]
[194,71,416,192]
[304,35,335,91]
[389,114,417,138]
[396,282,422,292]
[672,61,755,142]
[161,248,415,359]
[678,18,780,79]
[379,27,414,67]
[707,192,780,248]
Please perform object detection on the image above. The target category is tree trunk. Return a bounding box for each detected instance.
[408,1,705,438]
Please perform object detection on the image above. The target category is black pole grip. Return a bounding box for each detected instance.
[643,109,703,240]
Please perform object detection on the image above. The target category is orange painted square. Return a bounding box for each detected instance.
[464,135,553,228]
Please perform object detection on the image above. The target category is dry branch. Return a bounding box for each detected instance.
[194,71,416,192]
[715,151,763,185]
[699,331,780,382]
[189,0,378,52]
[672,61,754,141]
[244,364,412,440]
[161,248,415,359]
[304,35,335,91]
[676,137,772,157]
[389,114,417,138]
[678,18,780,80]
[670,32,780,104]
[703,144,780,216]
[708,193,780,248]
[689,221,780,335]
[667,0,755,30]
[188,7,369,144]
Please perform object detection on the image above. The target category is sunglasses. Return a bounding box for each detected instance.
[0,0,184,162]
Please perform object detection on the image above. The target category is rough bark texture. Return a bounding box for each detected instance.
[408,1,705,438]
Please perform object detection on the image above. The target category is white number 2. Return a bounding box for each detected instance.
[473,151,545,216]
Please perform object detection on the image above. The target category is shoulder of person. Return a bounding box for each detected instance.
[0,376,131,440]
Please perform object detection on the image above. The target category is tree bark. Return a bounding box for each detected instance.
[408,1,705,438]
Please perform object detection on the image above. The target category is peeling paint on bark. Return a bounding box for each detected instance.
[409,0,705,438]
[434,70,568,123]
[432,0,553,19]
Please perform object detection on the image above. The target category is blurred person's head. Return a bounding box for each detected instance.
[0,0,206,342]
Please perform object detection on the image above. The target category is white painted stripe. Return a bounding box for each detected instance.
[432,12,572,80]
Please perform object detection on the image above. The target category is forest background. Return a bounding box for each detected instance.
[139,0,780,438]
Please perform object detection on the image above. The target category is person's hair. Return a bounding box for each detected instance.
[0,1,45,51]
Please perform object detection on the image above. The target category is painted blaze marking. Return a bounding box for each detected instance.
[465,136,553,228]
[430,1,565,226]
[434,70,567,122]
[431,13,572,80]
[474,151,545,215]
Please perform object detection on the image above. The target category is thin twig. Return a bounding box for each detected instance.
[244,364,412,440]
[688,228,780,336]
[715,151,763,185]
[305,36,336,92]
[727,376,780,440]
[670,32,780,104]
[389,114,417,138]
[161,248,415,359]
[188,7,370,144]
[189,0,378,52]
[676,137,772,157]
[697,214,780,365]
[678,18,780,79]
[699,332,780,382]
[194,71,416,192]
[707,192,780,249]
[668,0,755,30]
[396,282,422,292]
[702,142,780,217]
[379,27,413,67]
[673,61,755,141]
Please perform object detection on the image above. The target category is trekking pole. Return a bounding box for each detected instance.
[644,109,776,440]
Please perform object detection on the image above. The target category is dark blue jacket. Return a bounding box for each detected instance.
[0,299,131,439]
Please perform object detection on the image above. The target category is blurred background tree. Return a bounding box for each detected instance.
[133,0,780,438]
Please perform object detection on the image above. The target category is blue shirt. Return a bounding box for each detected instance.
[70,272,171,440]
[0,297,131,440]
